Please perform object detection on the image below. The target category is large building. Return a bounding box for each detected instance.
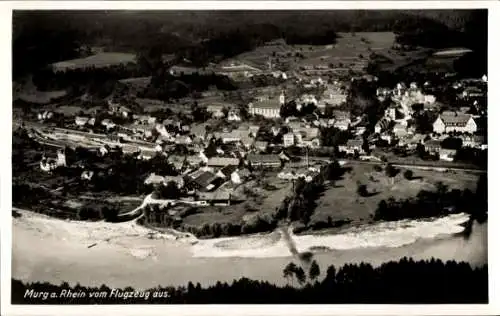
[248,91,285,119]
[433,112,477,134]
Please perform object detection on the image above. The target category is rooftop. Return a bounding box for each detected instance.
[247,154,281,163]
[250,97,281,109]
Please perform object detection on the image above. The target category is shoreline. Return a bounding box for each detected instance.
[12,209,487,289]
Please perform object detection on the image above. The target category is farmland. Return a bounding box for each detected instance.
[309,163,479,228]
[231,32,398,75]
[51,52,137,72]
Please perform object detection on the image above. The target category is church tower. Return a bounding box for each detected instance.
[279,90,286,106]
[57,149,67,167]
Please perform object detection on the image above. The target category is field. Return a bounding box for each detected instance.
[51,52,137,71]
[232,32,397,75]
[310,163,479,226]
[17,90,68,105]
[298,32,396,69]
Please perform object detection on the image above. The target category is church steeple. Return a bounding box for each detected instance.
[279,90,285,106]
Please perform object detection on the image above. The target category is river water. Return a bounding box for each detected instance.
[12,212,487,289]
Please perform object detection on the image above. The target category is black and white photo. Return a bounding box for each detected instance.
[4,3,492,311]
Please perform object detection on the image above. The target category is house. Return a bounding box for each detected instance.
[39,149,66,172]
[126,123,154,139]
[318,86,347,110]
[108,101,131,118]
[75,116,89,127]
[155,124,171,138]
[164,176,185,189]
[299,94,318,106]
[461,135,486,149]
[175,135,193,145]
[99,145,110,156]
[399,134,426,149]
[278,168,318,182]
[338,138,364,155]
[331,110,350,121]
[247,154,282,168]
[461,87,484,99]
[334,119,350,131]
[271,126,281,137]
[215,165,243,184]
[133,115,156,126]
[207,157,240,167]
[216,165,238,179]
[254,141,269,152]
[375,118,392,134]
[101,119,116,130]
[439,148,457,162]
[424,140,442,154]
[248,91,285,119]
[283,132,295,147]
[393,123,408,138]
[167,155,187,171]
[301,138,321,148]
[277,168,298,181]
[355,126,367,136]
[380,133,392,144]
[248,125,260,137]
[197,190,234,206]
[186,155,204,167]
[81,170,94,181]
[227,109,241,121]
[385,107,397,121]
[188,170,220,192]
[40,157,57,172]
[137,149,156,160]
[213,129,249,144]
[217,62,262,79]
[206,104,226,118]
[433,112,477,134]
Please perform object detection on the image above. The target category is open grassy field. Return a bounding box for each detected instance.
[17,90,68,105]
[232,32,396,74]
[298,32,395,68]
[310,163,479,226]
[51,52,137,71]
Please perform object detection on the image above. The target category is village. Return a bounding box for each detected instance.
[13,30,488,237]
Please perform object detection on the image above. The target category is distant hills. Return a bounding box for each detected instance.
[12,10,487,78]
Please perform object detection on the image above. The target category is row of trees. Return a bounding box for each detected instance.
[12,257,488,304]
[283,260,321,286]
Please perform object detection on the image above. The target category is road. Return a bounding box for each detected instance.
[292,155,486,174]
[116,193,209,221]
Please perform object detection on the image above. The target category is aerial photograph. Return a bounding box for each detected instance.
[10,9,488,304]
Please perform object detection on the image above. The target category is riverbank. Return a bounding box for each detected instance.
[12,210,487,289]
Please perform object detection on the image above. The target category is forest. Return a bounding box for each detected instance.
[12,257,488,304]
[13,10,487,78]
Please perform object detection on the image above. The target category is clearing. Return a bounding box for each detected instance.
[310,163,479,226]
[51,52,137,71]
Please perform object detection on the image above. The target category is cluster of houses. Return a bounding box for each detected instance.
[34,62,487,209]
[39,149,67,172]
[367,79,485,161]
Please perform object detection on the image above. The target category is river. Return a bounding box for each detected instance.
[12,211,487,289]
